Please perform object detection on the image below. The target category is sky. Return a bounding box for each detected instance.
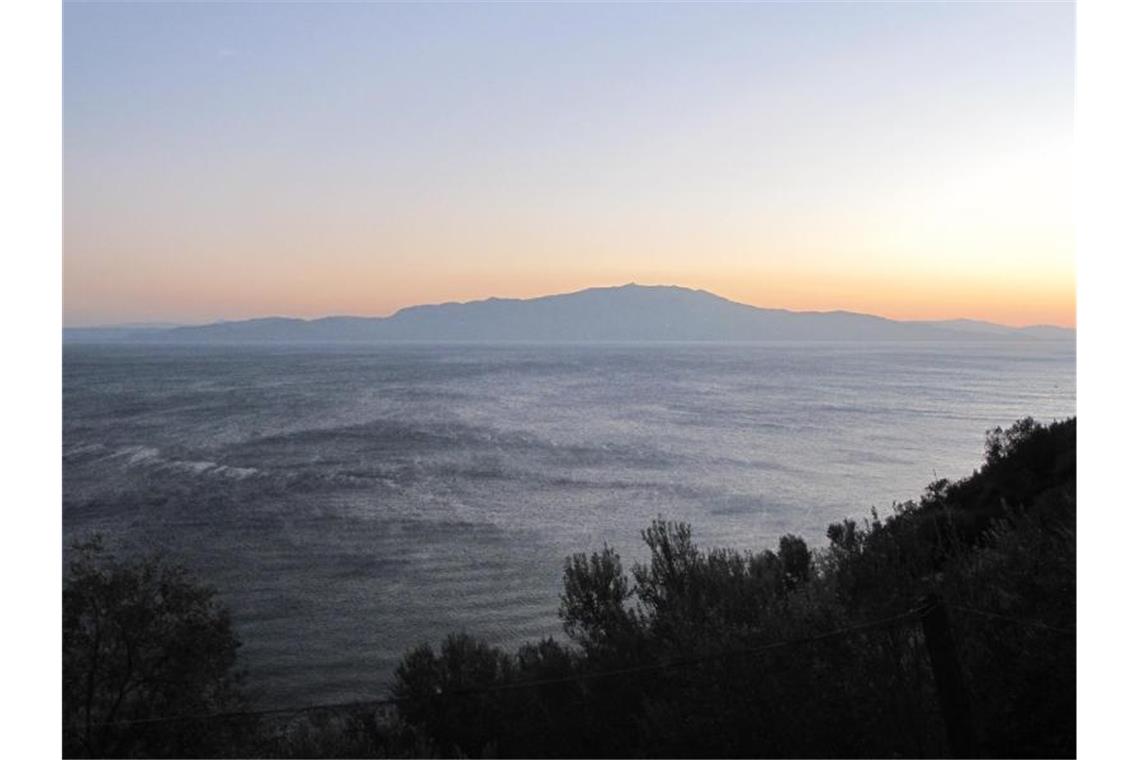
[64,1,1074,328]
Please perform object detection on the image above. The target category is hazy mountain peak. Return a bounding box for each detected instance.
[64,284,1074,344]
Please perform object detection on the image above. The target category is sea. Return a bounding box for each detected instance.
[62,341,1075,708]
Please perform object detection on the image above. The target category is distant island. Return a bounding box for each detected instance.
[64,284,1075,343]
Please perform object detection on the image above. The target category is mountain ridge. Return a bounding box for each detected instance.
[63,284,1074,343]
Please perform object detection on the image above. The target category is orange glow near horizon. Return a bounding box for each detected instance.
[62,265,1076,329]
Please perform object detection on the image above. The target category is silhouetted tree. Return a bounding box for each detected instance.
[559,545,641,660]
[62,537,246,758]
[778,534,813,589]
[391,632,515,757]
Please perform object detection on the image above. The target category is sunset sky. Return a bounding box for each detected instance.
[64,1,1074,328]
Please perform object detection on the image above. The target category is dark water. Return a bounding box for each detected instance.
[62,341,1075,707]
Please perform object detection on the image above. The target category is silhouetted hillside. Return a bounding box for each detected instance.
[63,284,1075,343]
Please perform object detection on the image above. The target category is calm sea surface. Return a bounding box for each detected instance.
[63,341,1075,707]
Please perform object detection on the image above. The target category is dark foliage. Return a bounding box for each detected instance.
[393,418,1076,758]
[62,538,248,758]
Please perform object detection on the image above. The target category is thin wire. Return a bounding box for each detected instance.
[65,607,921,732]
[948,603,1075,635]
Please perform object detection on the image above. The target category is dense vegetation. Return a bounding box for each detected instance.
[63,417,1075,758]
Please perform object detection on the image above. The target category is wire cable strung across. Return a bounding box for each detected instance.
[65,599,1074,734]
[64,606,925,732]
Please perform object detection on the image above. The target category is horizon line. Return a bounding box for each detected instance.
[63,283,1076,332]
